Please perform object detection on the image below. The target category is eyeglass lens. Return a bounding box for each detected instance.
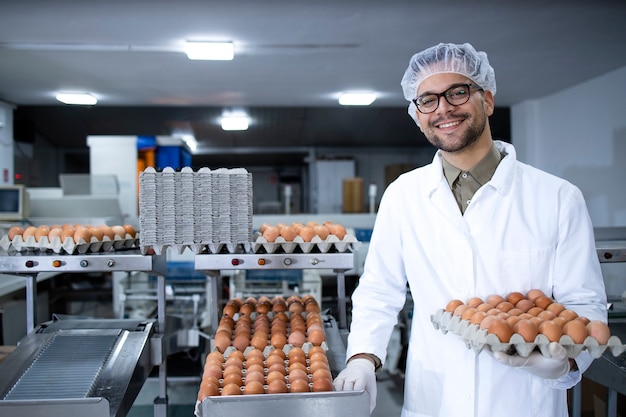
[414,84,474,114]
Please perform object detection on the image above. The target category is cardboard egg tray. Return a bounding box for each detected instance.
[139,241,252,256]
[431,309,626,359]
[0,233,139,254]
[252,233,360,254]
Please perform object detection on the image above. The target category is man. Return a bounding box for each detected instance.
[332,43,607,417]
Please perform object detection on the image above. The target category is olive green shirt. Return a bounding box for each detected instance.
[442,143,505,214]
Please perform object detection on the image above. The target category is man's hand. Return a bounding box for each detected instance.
[492,342,570,379]
[333,358,377,414]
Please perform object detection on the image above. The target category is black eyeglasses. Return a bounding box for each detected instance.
[412,83,483,114]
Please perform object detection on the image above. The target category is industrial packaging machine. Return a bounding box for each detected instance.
[0,249,169,417]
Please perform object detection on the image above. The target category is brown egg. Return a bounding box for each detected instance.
[538,320,563,342]
[247,364,265,376]
[225,355,244,369]
[298,226,316,242]
[266,353,286,368]
[445,299,464,313]
[34,225,50,242]
[266,371,286,385]
[256,301,272,315]
[245,355,265,368]
[267,379,288,394]
[221,383,242,396]
[507,308,524,317]
[243,370,265,386]
[563,319,588,344]
[198,380,220,401]
[487,318,513,342]
[515,299,534,313]
[223,364,243,378]
[250,334,268,351]
[506,315,521,328]
[327,223,347,239]
[289,302,304,314]
[312,367,333,382]
[486,294,506,308]
[289,378,311,393]
[312,377,334,392]
[466,297,484,308]
[48,227,63,241]
[123,224,137,237]
[307,346,326,357]
[496,301,515,313]
[559,309,579,321]
[476,303,494,313]
[288,368,309,383]
[506,292,526,306]
[513,319,538,342]
[223,303,238,318]
[206,351,225,365]
[538,310,557,321]
[222,372,243,387]
[309,360,330,375]
[453,304,471,317]
[552,316,568,329]
[530,316,544,327]
[243,380,265,395]
[8,226,24,240]
[479,315,498,330]
[239,303,254,316]
[111,225,126,238]
[287,347,307,363]
[74,228,92,243]
[59,226,76,241]
[233,334,250,352]
[546,302,566,316]
[586,320,611,344]
[214,333,232,353]
[460,307,478,321]
[469,311,487,326]
[270,333,287,349]
[313,225,330,240]
[98,225,115,240]
[288,331,306,347]
[203,363,224,380]
[279,225,297,241]
[88,226,104,241]
[526,289,546,302]
[527,307,544,317]
[575,316,590,326]
[262,226,280,243]
[534,296,554,310]
[267,362,287,375]
[287,361,307,373]
[308,329,326,346]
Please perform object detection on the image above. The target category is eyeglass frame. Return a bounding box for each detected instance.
[412,83,484,114]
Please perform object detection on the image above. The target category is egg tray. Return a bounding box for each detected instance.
[139,241,252,256]
[195,342,338,417]
[0,233,139,254]
[251,232,360,254]
[431,309,626,359]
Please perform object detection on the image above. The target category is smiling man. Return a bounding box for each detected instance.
[332,43,607,417]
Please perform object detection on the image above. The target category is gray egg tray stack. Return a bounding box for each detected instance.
[139,166,253,255]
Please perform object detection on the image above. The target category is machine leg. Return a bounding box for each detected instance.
[155,275,168,417]
[25,274,37,333]
[571,380,581,417]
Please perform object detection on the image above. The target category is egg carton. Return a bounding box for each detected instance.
[251,233,360,254]
[0,233,139,254]
[431,309,626,359]
[139,241,252,256]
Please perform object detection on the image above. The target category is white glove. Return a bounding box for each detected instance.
[492,342,570,379]
[333,358,377,414]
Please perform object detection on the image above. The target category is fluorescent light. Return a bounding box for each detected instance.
[221,115,249,131]
[185,41,234,60]
[56,92,97,105]
[338,92,377,106]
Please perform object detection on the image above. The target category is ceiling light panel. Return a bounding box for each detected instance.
[185,41,234,60]
[55,92,97,105]
[338,92,377,106]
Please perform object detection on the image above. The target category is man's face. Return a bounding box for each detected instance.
[415,73,494,153]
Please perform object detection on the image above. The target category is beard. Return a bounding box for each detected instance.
[424,108,487,153]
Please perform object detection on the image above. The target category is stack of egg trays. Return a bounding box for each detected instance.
[430,308,626,359]
[139,166,253,255]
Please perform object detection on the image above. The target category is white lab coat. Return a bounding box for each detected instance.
[346,141,607,417]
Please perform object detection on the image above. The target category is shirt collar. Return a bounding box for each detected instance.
[441,143,503,187]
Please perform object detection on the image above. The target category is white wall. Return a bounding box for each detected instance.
[512,65,626,228]
[512,66,626,297]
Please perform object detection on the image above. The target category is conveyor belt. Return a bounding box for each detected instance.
[4,332,118,400]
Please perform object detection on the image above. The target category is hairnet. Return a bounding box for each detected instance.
[400,43,496,126]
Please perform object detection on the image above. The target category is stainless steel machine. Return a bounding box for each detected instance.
[0,249,169,417]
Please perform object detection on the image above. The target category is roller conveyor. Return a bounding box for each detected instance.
[0,317,156,417]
